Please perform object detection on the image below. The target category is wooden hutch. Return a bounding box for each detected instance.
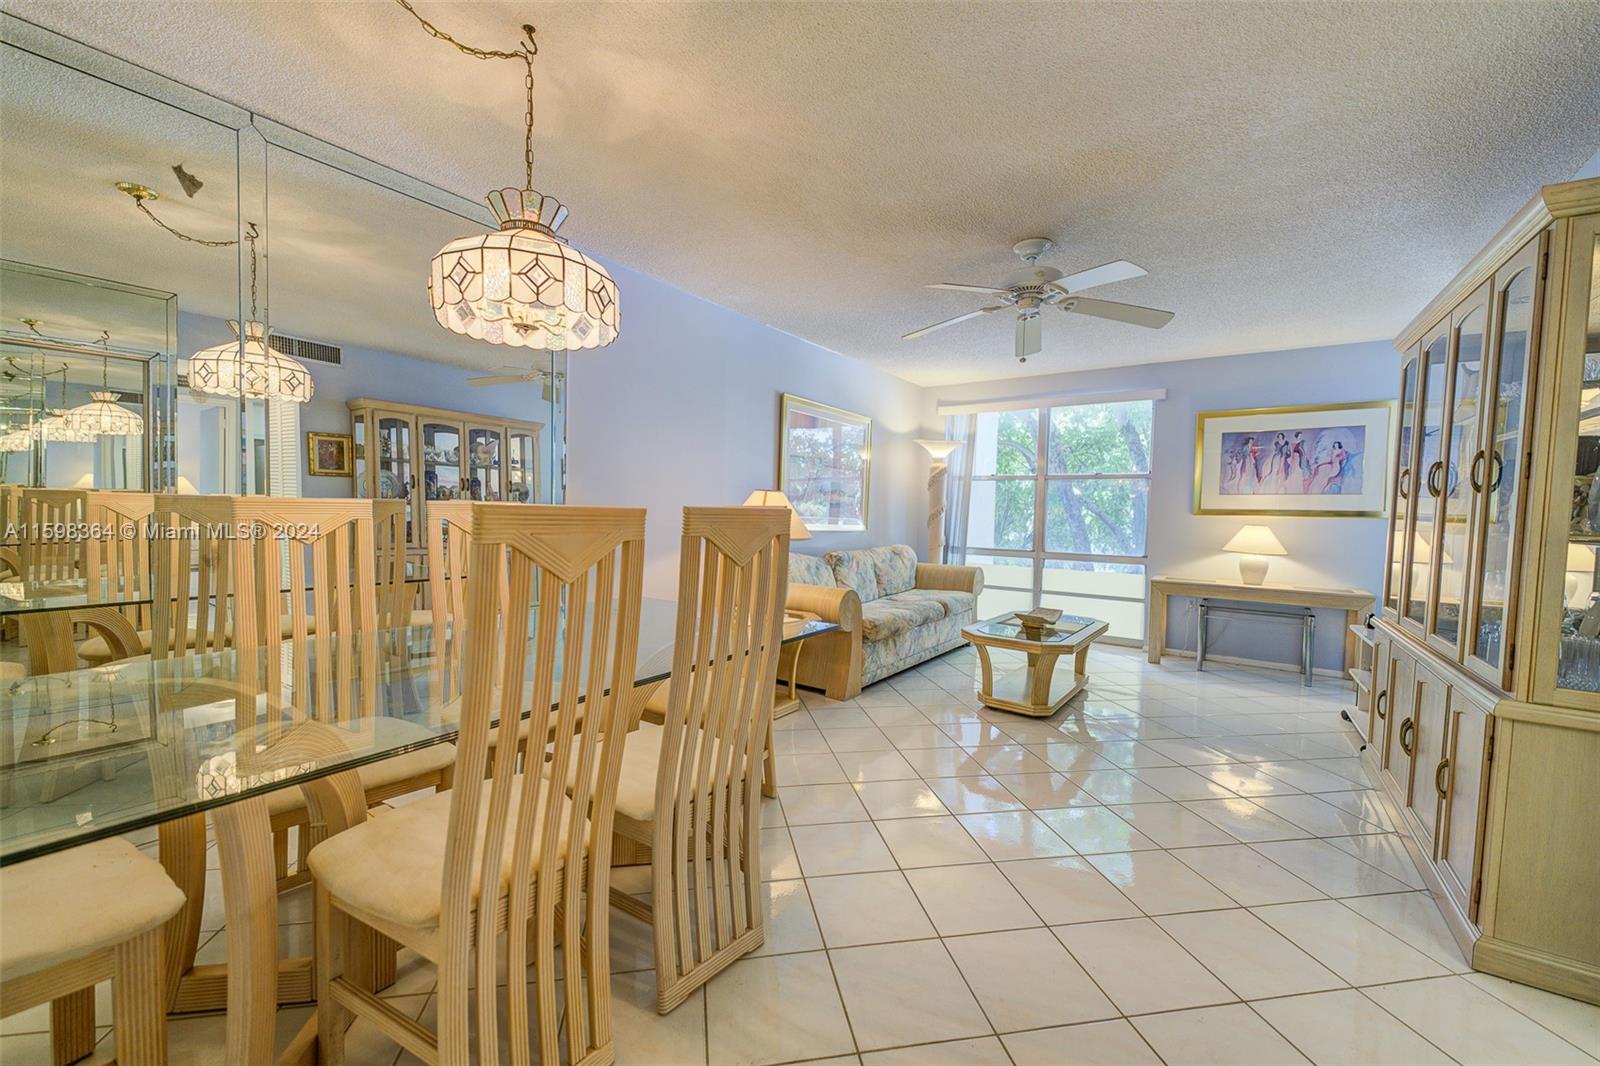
[1358,177,1600,1004]
[348,398,542,573]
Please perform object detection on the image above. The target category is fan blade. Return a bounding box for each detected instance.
[1055,259,1147,294]
[467,374,535,387]
[1062,296,1174,329]
[902,305,1004,340]
[1016,315,1042,360]
[926,282,1008,294]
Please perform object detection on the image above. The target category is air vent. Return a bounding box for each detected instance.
[269,333,342,367]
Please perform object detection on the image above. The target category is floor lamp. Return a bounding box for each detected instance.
[915,439,962,563]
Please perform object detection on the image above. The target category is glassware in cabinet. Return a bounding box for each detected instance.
[466,426,504,501]
[1555,228,1600,694]
[507,430,538,503]
[420,420,464,502]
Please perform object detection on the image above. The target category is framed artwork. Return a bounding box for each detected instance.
[779,394,872,532]
[306,431,354,477]
[1194,401,1394,517]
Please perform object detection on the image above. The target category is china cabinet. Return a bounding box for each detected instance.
[348,398,542,571]
[1373,177,1600,1005]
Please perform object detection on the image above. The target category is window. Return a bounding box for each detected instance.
[957,400,1152,642]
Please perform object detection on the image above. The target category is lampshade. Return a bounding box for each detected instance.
[1567,544,1596,574]
[64,392,143,437]
[39,410,97,443]
[174,475,201,494]
[0,426,34,452]
[1223,524,1287,556]
[914,438,963,462]
[430,189,619,351]
[742,489,811,541]
[189,320,314,403]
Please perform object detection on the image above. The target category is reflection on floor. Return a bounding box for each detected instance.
[7,644,1599,1065]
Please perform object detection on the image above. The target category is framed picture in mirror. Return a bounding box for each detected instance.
[779,393,872,532]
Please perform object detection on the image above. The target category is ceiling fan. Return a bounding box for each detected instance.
[467,365,566,402]
[903,238,1174,363]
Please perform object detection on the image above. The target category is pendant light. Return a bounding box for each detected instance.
[65,335,145,438]
[40,367,96,443]
[401,1,619,351]
[118,186,314,403]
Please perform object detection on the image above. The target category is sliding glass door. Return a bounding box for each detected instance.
[957,400,1152,642]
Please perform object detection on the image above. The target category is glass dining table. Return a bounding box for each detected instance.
[0,598,833,1065]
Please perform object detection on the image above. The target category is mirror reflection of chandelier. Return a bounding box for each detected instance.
[401,1,619,351]
[41,367,96,443]
[117,186,314,403]
[65,342,145,438]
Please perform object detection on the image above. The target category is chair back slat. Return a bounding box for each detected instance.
[438,504,645,1066]
[652,507,789,986]
[82,491,154,625]
[373,499,411,635]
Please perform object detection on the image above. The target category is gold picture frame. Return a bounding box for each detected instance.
[778,394,872,532]
[306,431,354,477]
[1194,400,1395,517]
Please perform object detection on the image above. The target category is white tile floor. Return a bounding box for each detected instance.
[10,644,1600,1065]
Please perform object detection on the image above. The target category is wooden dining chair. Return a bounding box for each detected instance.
[75,490,156,667]
[307,504,646,1066]
[223,498,457,886]
[608,506,790,1013]
[1,838,186,1066]
[424,500,475,661]
[17,488,85,583]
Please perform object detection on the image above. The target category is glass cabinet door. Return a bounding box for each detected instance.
[465,426,504,501]
[1555,226,1600,694]
[507,429,538,503]
[1385,351,1421,615]
[419,420,464,503]
[374,412,415,547]
[1405,324,1451,633]
[1429,289,1489,654]
[1467,240,1542,684]
[352,411,368,498]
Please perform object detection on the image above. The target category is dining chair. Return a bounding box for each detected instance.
[423,500,475,663]
[0,838,186,1066]
[608,506,791,1014]
[17,488,85,583]
[223,498,457,887]
[307,503,646,1066]
[75,490,156,667]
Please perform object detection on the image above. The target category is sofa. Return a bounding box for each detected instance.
[780,544,984,699]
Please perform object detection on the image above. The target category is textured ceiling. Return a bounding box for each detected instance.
[6,1,1600,386]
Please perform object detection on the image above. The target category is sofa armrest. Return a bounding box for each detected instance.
[787,583,862,632]
[915,563,984,596]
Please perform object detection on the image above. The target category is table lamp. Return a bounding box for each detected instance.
[742,489,810,541]
[1223,524,1287,585]
[914,439,963,562]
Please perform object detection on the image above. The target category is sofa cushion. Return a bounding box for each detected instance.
[825,550,880,603]
[859,595,946,642]
[895,588,977,620]
[789,553,836,589]
[872,545,919,598]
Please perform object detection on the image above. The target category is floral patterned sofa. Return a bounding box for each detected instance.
[781,545,984,698]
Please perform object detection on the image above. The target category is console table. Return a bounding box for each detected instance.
[1146,575,1375,674]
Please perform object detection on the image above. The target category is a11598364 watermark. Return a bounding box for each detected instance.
[3,521,323,542]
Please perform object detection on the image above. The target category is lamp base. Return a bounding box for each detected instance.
[1238,555,1269,585]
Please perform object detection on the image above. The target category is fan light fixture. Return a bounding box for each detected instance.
[118,187,314,403]
[401,1,618,351]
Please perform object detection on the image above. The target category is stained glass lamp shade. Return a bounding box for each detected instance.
[65,393,143,437]
[0,426,34,452]
[40,410,97,443]
[429,188,619,351]
[189,320,314,403]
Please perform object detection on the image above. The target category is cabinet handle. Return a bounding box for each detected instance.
[1399,717,1415,757]
[1434,757,1451,800]
[1398,468,1411,501]
[1469,450,1486,493]
[1488,451,1504,492]
[1375,691,1387,719]
[1426,460,1444,497]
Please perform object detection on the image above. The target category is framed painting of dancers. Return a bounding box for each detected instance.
[1194,400,1394,517]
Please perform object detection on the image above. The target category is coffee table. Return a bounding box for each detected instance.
[961,612,1110,717]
